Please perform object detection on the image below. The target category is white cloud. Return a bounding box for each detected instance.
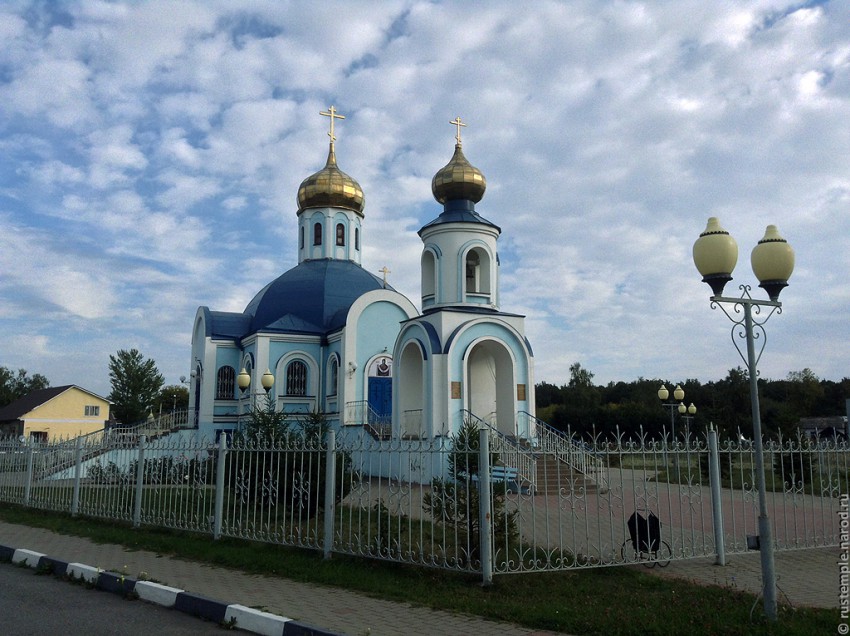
[0,0,848,396]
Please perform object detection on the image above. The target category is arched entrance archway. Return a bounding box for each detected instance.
[398,342,425,438]
[466,340,515,437]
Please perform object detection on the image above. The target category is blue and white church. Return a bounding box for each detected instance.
[188,111,536,444]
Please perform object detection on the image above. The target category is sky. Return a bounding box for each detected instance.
[1,0,848,399]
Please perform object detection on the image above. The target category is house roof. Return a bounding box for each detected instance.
[0,385,108,422]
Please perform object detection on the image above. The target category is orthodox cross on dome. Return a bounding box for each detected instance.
[378,266,391,288]
[320,105,346,142]
[449,116,467,145]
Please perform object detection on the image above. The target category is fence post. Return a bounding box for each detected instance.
[213,437,228,540]
[23,443,35,506]
[133,435,146,528]
[708,424,726,566]
[70,436,84,516]
[479,428,493,585]
[323,429,337,560]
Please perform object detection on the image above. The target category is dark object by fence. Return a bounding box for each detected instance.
[627,510,661,552]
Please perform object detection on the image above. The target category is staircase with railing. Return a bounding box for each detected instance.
[345,401,391,440]
[462,410,537,492]
[518,411,608,492]
[109,409,191,441]
[31,410,193,479]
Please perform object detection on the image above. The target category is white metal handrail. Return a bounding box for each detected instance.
[463,410,537,491]
[520,411,608,490]
[345,401,391,438]
[110,410,191,441]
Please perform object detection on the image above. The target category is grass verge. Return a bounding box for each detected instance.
[0,504,837,635]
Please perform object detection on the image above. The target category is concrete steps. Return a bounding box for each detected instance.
[533,454,600,495]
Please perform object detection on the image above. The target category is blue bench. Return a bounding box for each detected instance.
[469,466,521,493]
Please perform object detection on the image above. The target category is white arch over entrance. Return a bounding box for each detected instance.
[463,337,516,437]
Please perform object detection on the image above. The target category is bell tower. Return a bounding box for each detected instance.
[418,117,501,311]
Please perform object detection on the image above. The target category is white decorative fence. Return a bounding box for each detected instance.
[0,425,845,582]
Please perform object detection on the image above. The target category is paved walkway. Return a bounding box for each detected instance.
[0,519,839,635]
[647,546,841,610]
[0,520,560,636]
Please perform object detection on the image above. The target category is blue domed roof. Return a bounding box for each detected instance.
[244,260,387,335]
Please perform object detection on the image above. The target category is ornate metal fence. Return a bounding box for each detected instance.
[0,426,846,582]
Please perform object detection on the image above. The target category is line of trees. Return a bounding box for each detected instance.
[536,363,850,440]
[0,367,50,408]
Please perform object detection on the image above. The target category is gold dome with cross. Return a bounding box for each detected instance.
[297,106,365,216]
[432,116,486,204]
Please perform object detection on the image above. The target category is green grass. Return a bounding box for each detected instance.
[0,503,837,635]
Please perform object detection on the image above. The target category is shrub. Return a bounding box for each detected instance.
[422,419,518,565]
[228,401,352,518]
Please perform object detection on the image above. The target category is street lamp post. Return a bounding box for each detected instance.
[681,403,697,473]
[681,403,697,442]
[658,384,685,474]
[693,217,794,622]
[237,368,275,429]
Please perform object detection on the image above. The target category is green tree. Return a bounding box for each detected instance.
[0,367,50,407]
[154,385,189,415]
[422,420,519,564]
[785,368,825,417]
[568,362,595,388]
[107,349,164,425]
[230,402,352,517]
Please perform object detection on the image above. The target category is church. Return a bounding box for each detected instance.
[188,109,536,445]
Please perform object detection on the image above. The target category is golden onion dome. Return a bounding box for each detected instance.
[297,143,365,216]
[431,143,486,204]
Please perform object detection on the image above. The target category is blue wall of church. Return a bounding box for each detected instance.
[353,301,411,405]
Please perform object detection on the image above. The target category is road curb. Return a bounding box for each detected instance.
[0,542,342,636]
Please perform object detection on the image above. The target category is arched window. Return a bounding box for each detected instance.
[313,222,322,246]
[355,228,360,250]
[336,223,345,246]
[328,358,338,396]
[299,226,304,249]
[465,250,480,293]
[421,250,436,300]
[216,366,236,400]
[286,360,308,396]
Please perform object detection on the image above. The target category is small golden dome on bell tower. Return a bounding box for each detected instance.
[431,116,486,204]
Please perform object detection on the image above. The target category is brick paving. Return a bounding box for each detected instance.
[647,546,840,610]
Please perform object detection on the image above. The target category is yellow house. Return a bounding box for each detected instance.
[0,385,111,442]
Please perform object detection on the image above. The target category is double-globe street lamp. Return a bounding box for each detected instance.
[693,217,794,622]
[657,384,696,474]
[236,368,275,428]
[680,403,697,442]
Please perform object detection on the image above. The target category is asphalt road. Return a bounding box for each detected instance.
[0,563,225,635]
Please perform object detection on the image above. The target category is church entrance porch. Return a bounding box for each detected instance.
[465,339,515,437]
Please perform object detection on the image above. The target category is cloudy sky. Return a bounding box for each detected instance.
[1,0,848,398]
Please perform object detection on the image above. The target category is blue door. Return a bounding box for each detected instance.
[368,377,392,423]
